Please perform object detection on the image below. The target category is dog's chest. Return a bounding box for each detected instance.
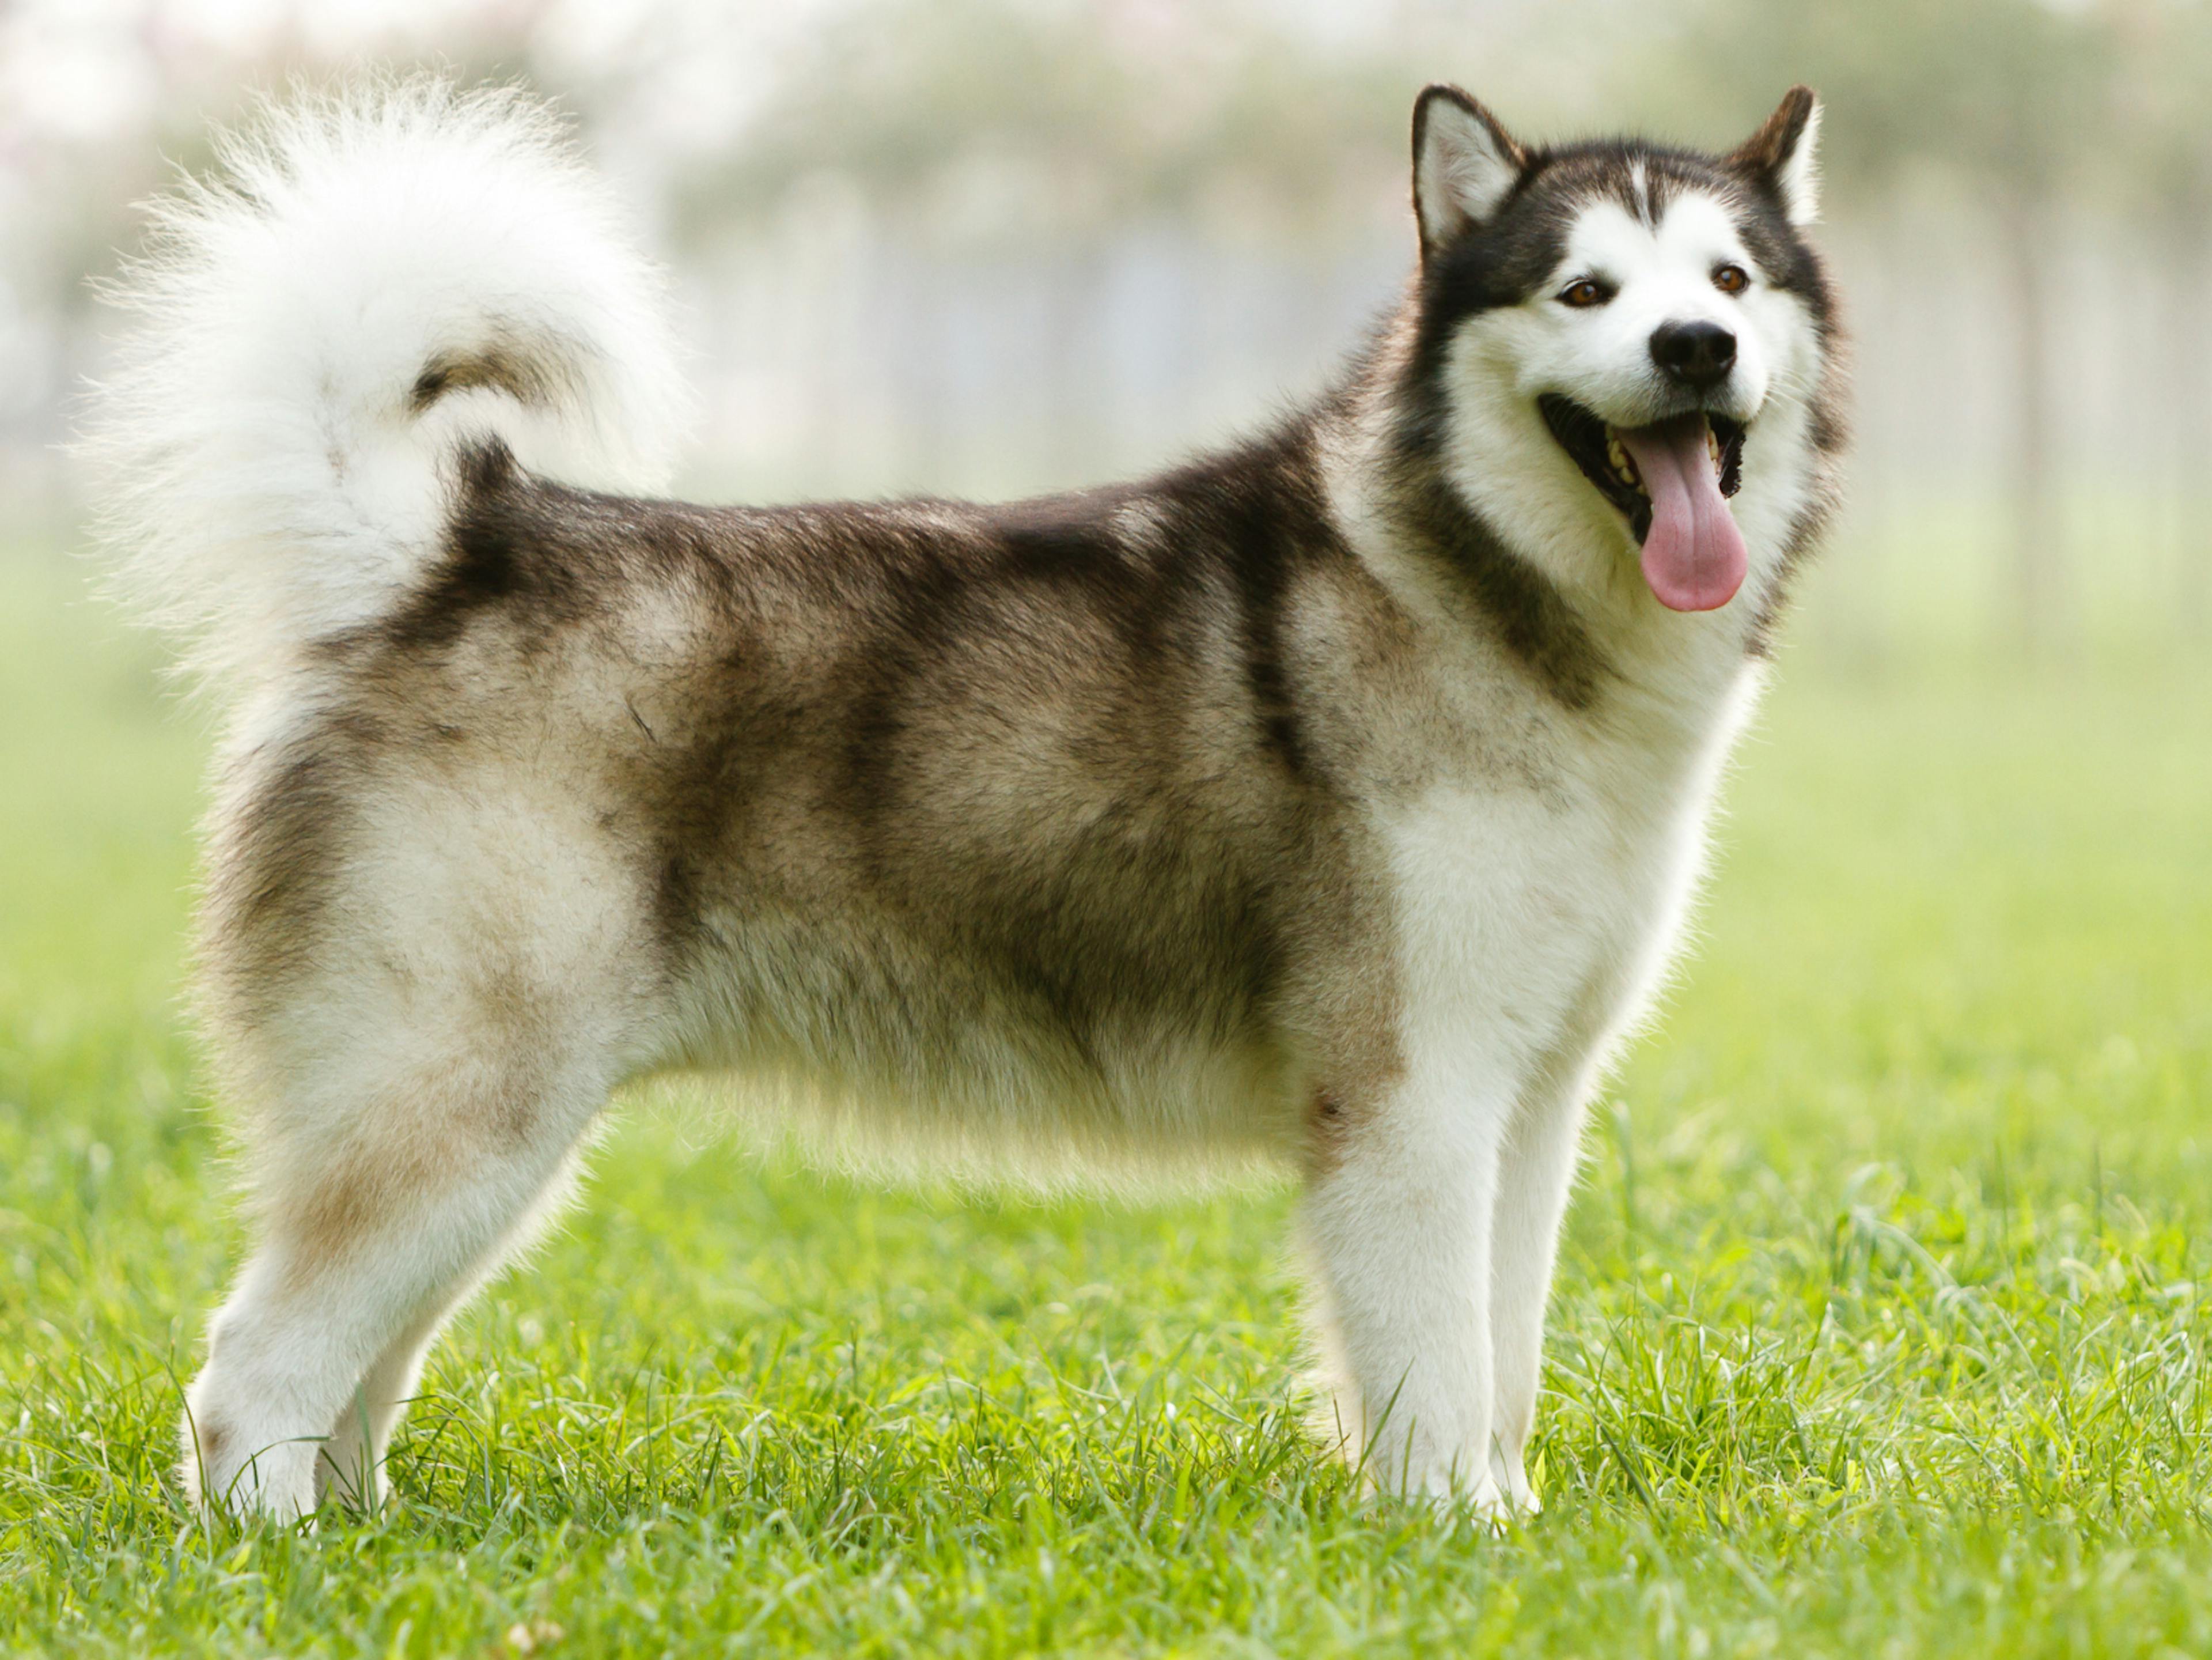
[1374,660,1754,1070]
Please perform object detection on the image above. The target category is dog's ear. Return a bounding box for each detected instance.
[1729,86,1822,227]
[1411,85,1527,259]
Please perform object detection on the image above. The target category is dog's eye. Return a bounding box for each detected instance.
[1558,278,1611,308]
[1712,264,1751,296]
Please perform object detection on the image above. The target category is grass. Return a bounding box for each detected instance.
[3,551,2211,1658]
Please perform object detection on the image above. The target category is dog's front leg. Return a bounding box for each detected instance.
[1484,1053,1595,1514]
[1304,1060,1514,1514]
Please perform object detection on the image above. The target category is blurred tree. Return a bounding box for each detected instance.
[2111,0,2212,636]
[1659,0,2120,653]
[660,0,1684,249]
[666,0,1430,248]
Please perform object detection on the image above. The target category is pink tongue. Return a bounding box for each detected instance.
[1617,415,1745,612]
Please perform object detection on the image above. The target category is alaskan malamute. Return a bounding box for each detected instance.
[88,78,1842,1518]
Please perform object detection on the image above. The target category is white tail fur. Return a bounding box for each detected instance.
[82,78,692,694]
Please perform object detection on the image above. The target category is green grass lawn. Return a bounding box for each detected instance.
[4,553,2211,1658]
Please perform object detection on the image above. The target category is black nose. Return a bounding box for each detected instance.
[1649,320,1737,390]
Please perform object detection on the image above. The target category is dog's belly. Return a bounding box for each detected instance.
[652,893,1310,1178]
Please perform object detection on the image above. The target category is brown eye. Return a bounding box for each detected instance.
[1713,263,1751,296]
[1558,278,1610,308]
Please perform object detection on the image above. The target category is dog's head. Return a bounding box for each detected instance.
[1400,85,1837,614]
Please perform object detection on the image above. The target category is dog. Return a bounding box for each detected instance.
[86,76,1842,1520]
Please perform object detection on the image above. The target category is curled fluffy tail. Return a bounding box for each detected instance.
[84,79,692,693]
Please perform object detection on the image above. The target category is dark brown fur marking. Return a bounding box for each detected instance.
[192,1418,230,1469]
[172,414,1344,1130]
[1305,1086,1349,1175]
[408,331,575,414]
[1382,443,1609,710]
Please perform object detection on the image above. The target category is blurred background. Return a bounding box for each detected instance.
[5,0,2212,657]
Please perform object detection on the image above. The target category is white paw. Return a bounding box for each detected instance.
[1488,1446,1544,1518]
[1372,1449,1531,1527]
[314,1443,388,1512]
[1435,1470,1536,1530]
[181,1413,321,1522]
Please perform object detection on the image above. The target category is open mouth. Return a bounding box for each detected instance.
[1537,394,1749,612]
[1537,395,1743,539]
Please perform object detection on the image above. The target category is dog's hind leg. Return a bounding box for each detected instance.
[181,1031,615,1520]
[310,1152,584,1511]
[309,1300,449,1511]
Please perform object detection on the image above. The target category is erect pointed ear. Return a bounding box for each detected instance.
[1730,85,1823,226]
[1411,85,1528,259]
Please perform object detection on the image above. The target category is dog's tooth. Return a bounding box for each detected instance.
[1605,431,1640,489]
